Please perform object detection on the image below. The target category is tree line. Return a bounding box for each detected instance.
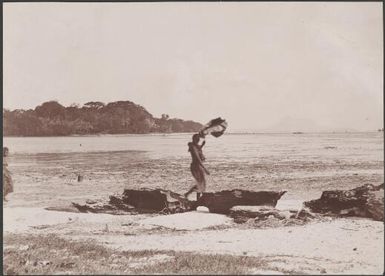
[3,101,203,136]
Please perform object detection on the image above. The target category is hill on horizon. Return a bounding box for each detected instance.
[3,100,203,136]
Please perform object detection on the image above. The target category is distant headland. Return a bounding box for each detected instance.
[3,101,203,136]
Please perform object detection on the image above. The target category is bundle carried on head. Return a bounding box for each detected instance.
[199,117,228,138]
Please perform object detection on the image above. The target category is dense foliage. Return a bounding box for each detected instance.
[3,101,202,136]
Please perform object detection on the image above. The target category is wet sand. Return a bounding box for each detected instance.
[5,149,383,208]
[3,133,384,274]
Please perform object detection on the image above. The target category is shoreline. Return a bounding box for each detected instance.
[3,132,383,274]
[3,206,384,275]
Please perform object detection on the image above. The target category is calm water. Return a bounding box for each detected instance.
[4,132,383,160]
[3,132,384,207]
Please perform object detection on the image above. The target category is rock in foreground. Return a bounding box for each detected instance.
[70,188,286,215]
[229,205,322,227]
[196,190,287,214]
[71,189,192,215]
[304,183,384,221]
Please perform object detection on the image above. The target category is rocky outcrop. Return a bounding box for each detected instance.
[71,189,192,215]
[229,205,321,227]
[120,189,192,213]
[230,206,294,223]
[71,198,136,215]
[366,188,384,221]
[304,183,384,221]
[196,190,287,214]
[70,188,286,215]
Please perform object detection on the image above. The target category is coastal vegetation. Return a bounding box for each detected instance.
[4,234,273,275]
[3,101,202,136]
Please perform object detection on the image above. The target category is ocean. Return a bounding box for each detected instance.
[3,132,383,208]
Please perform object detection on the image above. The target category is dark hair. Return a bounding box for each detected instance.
[192,134,200,141]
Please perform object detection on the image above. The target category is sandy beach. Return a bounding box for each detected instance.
[3,133,384,274]
[3,206,384,275]
[3,1,383,274]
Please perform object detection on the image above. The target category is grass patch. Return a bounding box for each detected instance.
[140,252,267,275]
[3,233,281,275]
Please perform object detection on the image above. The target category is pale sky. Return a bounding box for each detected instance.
[3,2,383,131]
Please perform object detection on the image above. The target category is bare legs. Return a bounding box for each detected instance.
[184,185,197,198]
[187,162,206,200]
[184,186,203,201]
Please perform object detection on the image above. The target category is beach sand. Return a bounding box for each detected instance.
[3,206,384,274]
[3,133,384,274]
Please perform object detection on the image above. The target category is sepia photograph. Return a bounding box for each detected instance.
[2,2,384,275]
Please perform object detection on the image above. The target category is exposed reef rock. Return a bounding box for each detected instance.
[304,183,384,221]
[196,190,287,214]
[70,188,286,215]
[120,189,192,213]
[66,184,383,223]
[70,189,191,215]
[229,205,322,228]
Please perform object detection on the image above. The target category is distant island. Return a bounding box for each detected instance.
[3,101,203,136]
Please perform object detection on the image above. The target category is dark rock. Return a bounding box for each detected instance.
[71,201,134,215]
[229,206,291,223]
[122,189,193,213]
[304,183,384,221]
[84,188,286,215]
[45,206,82,213]
[71,189,193,214]
[70,194,136,215]
[70,188,287,215]
[366,189,384,221]
[196,189,287,214]
[229,205,318,225]
[122,189,167,211]
[109,195,136,212]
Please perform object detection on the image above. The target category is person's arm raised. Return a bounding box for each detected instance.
[200,140,206,149]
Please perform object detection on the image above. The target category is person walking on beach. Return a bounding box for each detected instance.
[185,133,210,200]
[3,147,14,201]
